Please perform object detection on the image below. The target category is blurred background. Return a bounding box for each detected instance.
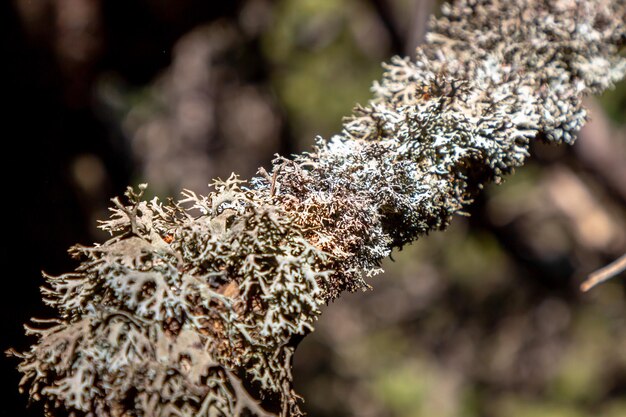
[1,0,625,416]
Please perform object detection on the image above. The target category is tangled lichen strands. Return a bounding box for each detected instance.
[10,0,626,416]
[13,180,332,416]
[274,0,626,299]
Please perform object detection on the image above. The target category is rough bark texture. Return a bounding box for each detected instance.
[9,0,626,416]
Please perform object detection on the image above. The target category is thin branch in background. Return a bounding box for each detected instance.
[581,254,626,292]
[405,0,435,54]
[576,100,626,205]
[367,0,405,54]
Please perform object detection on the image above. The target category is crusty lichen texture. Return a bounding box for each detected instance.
[10,0,626,416]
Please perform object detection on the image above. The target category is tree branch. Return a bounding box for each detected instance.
[8,0,626,416]
[581,254,626,292]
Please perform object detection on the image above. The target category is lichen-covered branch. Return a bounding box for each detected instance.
[9,0,626,416]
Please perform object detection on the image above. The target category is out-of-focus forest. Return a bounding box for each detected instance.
[1,1,625,416]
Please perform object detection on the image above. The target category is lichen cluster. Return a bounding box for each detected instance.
[10,0,626,416]
[12,180,331,416]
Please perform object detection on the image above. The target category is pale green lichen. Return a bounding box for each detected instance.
[10,0,626,416]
